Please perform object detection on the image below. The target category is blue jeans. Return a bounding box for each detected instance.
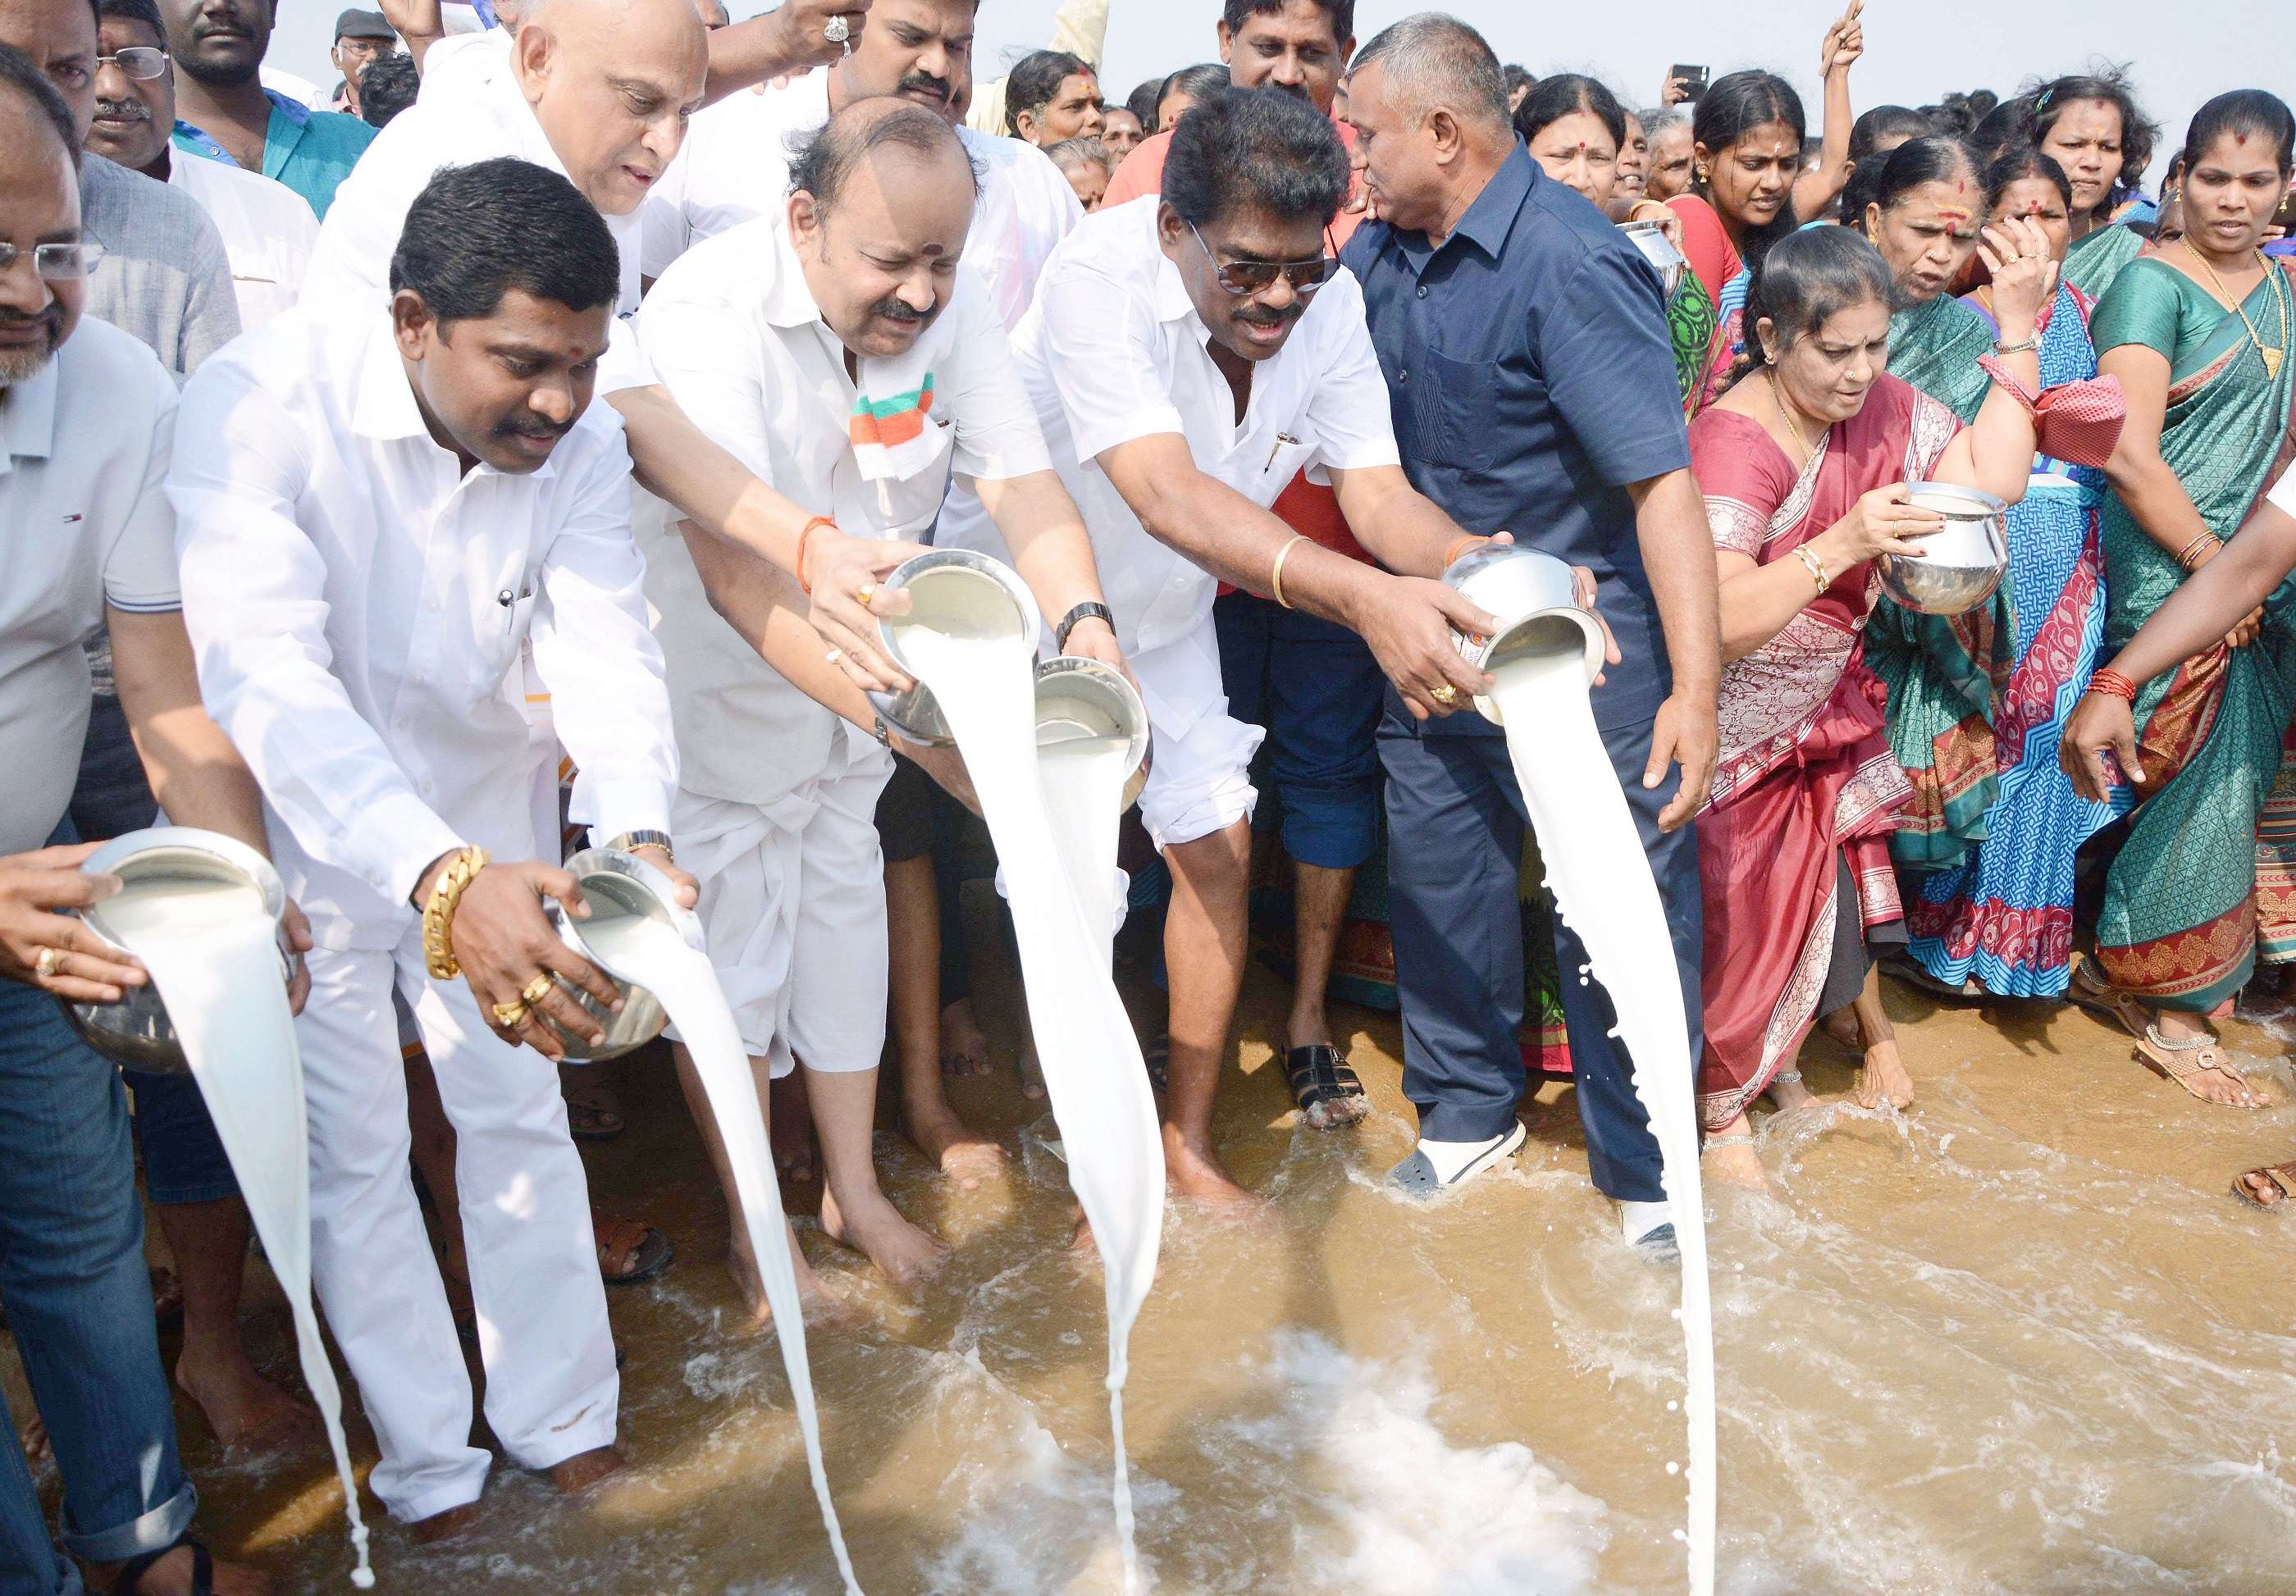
[0,974,196,1583]
[1212,590,1385,870]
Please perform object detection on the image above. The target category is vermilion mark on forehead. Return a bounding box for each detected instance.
[1936,207,1970,224]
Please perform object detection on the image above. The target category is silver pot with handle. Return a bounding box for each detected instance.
[1035,656,1152,811]
[1876,482,2009,617]
[1440,542,1608,726]
[62,827,297,1073]
[868,549,1043,745]
[540,847,709,1061]
[1621,219,1687,298]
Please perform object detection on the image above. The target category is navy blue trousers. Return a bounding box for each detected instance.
[1377,701,1703,1203]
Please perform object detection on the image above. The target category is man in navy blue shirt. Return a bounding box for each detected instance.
[1340,16,1719,1248]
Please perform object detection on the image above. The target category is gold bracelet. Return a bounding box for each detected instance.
[1795,545,1828,595]
[421,846,490,981]
[1270,534,1308,610]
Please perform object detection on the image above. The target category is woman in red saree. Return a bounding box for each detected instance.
[1691,225,2054,1185]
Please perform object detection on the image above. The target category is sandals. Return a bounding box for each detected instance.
[2232,1161,2296,1208]
[595,1211,673,1284]
[564,1084,625,1142]
[1284,1044,1367,1129]
[2137,1024,2265,1109]
[112,1538,212,1596]
[1142,1036,1170,1096]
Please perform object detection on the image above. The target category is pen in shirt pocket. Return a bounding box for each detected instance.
[1263,432,1301,472]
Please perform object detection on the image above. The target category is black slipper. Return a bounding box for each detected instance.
[112,1538,211,1596]
[1285,1045,1366,1127]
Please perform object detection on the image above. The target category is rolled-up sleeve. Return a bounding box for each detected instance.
[1041,258,1185,466]
[167,353,463,905]
[532,431,679,843]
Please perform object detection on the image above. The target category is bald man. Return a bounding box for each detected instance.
[385,0,865,100]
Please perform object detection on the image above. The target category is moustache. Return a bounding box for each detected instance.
[897,73,952,105]
[94,98,151,122]
[494,417,572,443]
[868,295,933,326]
[1235,303,1303,330]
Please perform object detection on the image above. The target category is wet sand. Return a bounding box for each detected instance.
[11,955,2296,1594]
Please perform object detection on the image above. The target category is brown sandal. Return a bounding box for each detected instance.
[595,1211,673,1284]
[2232,1161,2296,1208]
[2136,1025,2266,1109]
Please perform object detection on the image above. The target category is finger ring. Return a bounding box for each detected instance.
[825,646,844,666]
[1430,683,1460,705]
[492,999,531,1028]
[824,14,849,43]
[521,974,556,1006]
[35,946,62,978]
[856,581,876,604]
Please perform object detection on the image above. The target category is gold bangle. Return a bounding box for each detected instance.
[421,846,490,982]
[1795,545,1828,595]
[1270,534,1308,610]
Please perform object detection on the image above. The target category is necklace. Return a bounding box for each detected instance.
[2185,240,2288,379]
[1767,370,1820,464]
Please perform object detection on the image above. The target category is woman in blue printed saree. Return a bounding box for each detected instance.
[2077,92,2296,1108]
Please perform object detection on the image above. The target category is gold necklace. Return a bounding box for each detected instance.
[1768,370,1819,463]
[2186,240,2288,379]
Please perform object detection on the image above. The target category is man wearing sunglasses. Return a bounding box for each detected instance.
[87,0,317,332]
[975,86,1524,1206]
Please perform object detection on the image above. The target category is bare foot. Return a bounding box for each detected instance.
[725,1215,833,1332]
[1702,1118,1767,1190]
[1016,1032,1047,1101]
[408,1502,483,1544]
[1765,1073,1817,1113]
[1854,1040,1915,1110]
[18,1414,48,1469]
[903,1102,1009,1190]
[818,1187,948,1288]
[769,1071,819,1185]
[1162,1123,1261,1208]
[545,1445,626,1494]
[940,998,992,1076]
[96,1545,271,1594]
[175,1350,317,1451]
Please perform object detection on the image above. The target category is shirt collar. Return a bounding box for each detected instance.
[264,88,313,129]
[0,353,62,470]
[171,119,234,165]
[351,319,566,481]
[762,210,826,330]
[1399,143,1534,272]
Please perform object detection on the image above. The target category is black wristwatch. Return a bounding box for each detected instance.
[1055,600,1116,653]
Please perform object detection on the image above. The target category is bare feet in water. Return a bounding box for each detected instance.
[940,998,992,1076]
[1764,1071,1817,1113]
[408,1502,483,1544]
[725,1214,835,1333]
[545,1446,626,1494]
[175,1347,317,1451]
[1702,1116,1767,1190]
[903,1101,1009,1189]
[1016,1030,1047,1101]
[1162,1123,1260,1208]
[1854,1038,1915,1110]
[819,1186,948,1288]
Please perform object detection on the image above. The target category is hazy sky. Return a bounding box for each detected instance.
[271,0,2294,188]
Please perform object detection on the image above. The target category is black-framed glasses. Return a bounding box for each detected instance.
[0,240,107,282]
[1185,220,1338,298]
[96,46,168,80]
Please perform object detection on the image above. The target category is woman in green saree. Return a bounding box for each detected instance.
[2080,90,2296,1107]
[2015,71,2164,299]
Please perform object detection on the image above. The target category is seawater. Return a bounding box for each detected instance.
[1489,649,1717,1596]
[577,906,861,1594]
[892,621,1164,1590]
[98,876,375,1589]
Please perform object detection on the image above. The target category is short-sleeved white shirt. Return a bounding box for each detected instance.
[949,195,1399,667]
[637,68,1081,331]
[167,144,319,332]
[634,209,1052,805]
[0,318,180,854]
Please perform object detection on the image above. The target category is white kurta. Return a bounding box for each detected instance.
[167,310,676,1520]
[165,144,318,331]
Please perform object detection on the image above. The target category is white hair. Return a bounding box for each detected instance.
[1349,12,1511,135]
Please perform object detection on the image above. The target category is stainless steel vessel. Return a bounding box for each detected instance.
[1877,482,2009,617]
[63,827,296,1073]
[541,847,710,1061]
[1035,655,1152,811]
[1621,219,1687,297]
[1440,542,1608,726]
[868,549,1043,745]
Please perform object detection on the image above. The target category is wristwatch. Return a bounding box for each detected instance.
[870,713,893,747]
[607,829,676,863]
[1055,600,1116,653]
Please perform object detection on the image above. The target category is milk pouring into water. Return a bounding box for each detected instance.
[1487,649,1717,1596]
[96,878,374,1589]
[892,618,1164,1593]
[574,905,861,1594]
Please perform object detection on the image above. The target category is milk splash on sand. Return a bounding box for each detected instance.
[892,615,1164,1591]
[1487,649,1716,1596]
[576,904,861,1594]
[98,878,375,1589]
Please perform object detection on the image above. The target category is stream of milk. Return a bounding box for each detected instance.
[575,905,861,1594]
[1486,649,1716,1596]
[98,877,374,1589]
[892,621,1164,1590]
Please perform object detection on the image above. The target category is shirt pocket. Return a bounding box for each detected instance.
[1409,349,1501,473]
[472,562,540,693]
[1258,434,1320,495]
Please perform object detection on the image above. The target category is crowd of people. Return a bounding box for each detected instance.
[2,0,2294,1588]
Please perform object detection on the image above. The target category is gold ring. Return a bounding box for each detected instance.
[35,946,62,978]
[1430,683,1459,705]
[856,581,876,604]
[521,974,556,1006]
[492,999,531,1028]
[825,646,844,666]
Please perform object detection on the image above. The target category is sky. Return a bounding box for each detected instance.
[269,0,2295,189]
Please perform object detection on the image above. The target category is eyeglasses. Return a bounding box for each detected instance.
[0,240,107,282]
[1185,221,1338,298]
[95,46,168,80]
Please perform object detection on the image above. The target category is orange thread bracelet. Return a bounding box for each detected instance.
[1442,535,1489,568]
[795,515,838,595]
[2088,668,2138,702]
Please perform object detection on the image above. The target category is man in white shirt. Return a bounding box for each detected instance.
[981,89,1516,1205]
[0,55,286,1596]
[87,0,317,331]
[170,158,689,1539]
[638,0,1080,333]
[637,98,1122,1310]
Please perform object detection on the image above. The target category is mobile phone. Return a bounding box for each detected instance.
[1672,64,1710,104]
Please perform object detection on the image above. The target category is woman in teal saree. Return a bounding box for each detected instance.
[2081,91,2296,1107]
[2014,71,2165,299]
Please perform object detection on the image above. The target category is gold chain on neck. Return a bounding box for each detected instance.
[2185,240,2289,379]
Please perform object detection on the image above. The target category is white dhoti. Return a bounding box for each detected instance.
[672,732,895,1077]
[296,923,618,1523]
[1130,619,1262,851]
